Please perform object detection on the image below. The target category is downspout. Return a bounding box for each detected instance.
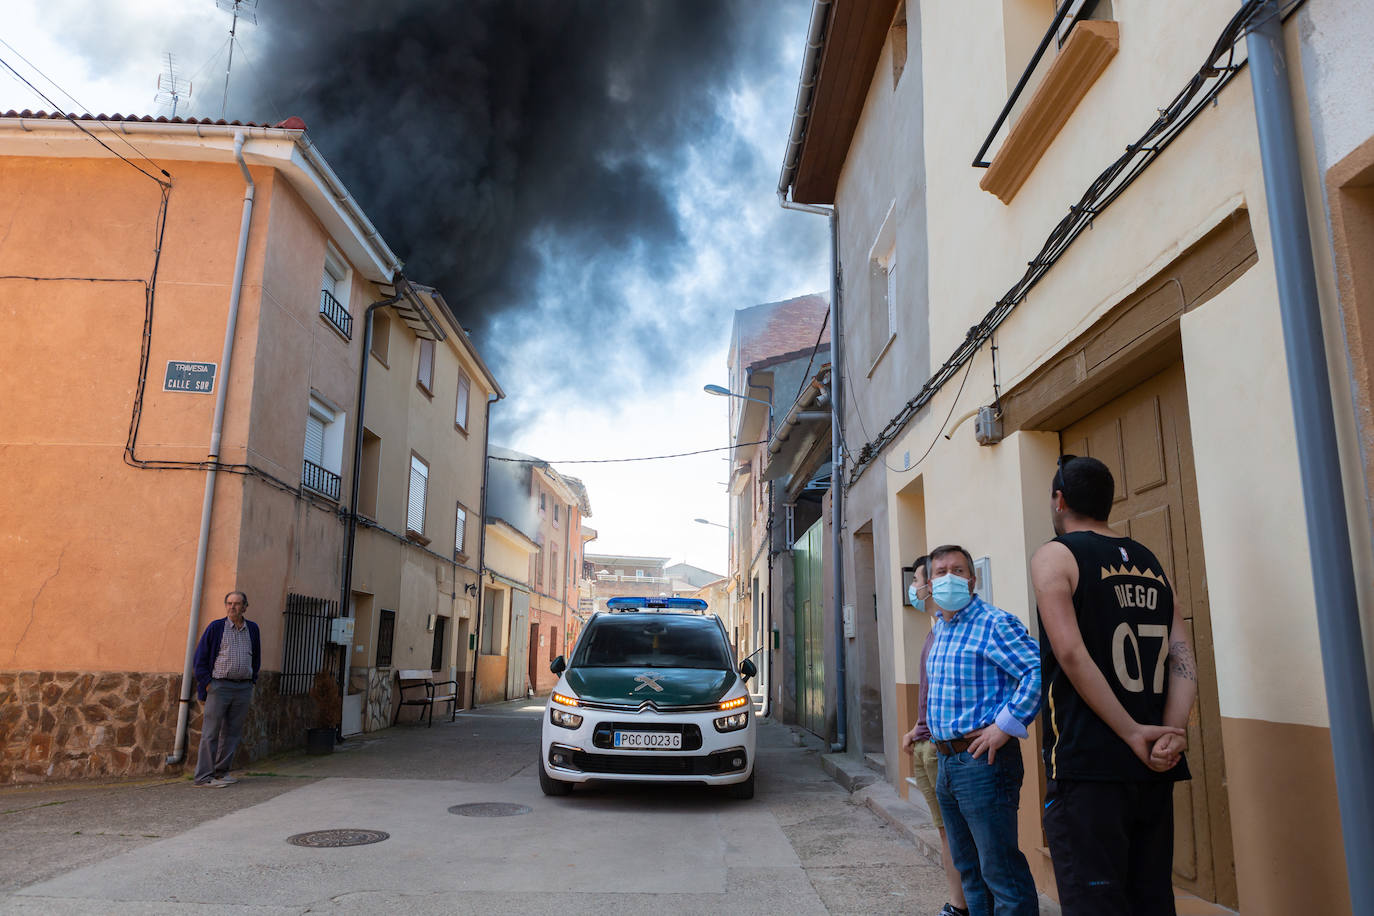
[776,195,845,751]
[338,288,407,718]
[1245,5,1374,911]
[778,0,845,752]
[168,132,255,765]
[747,371,775,718]
[469,393,497,709]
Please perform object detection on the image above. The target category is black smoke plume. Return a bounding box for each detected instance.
[239,0,821,423]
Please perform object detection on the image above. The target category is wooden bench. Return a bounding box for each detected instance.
[393,669,458,727]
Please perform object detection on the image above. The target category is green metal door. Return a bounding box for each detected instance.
[793,519,825,735]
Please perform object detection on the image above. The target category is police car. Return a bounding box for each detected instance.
[539,597,758,798]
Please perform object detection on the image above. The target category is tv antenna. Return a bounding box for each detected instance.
[214,0,258,118]
[154,52,191,118]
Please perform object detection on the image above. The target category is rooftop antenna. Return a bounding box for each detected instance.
[154,52,191,118]
[214,0,258,119]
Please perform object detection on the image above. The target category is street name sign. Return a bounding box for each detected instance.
[163,360,217,394]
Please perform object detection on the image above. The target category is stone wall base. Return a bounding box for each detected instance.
[0,670,322,785]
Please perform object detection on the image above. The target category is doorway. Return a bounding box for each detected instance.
[793,518,826,736]
[1059,361,1236,907]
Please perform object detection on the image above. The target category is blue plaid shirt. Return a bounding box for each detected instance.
[925,596,1042,741]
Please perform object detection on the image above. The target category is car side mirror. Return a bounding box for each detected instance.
[739,658,757,681]
[550,655,566,675]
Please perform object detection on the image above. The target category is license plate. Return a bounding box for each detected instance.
[613,730,681,749]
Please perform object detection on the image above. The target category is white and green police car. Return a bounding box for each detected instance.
[539,597,758,798]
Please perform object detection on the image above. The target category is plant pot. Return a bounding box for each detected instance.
[306,726,336,755]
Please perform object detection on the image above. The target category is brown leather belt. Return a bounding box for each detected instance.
[934,737,972,756]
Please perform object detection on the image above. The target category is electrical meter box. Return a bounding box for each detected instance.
[329,616,355,645]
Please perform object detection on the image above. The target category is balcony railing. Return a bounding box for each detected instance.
[319,289,352,339]
[595,573,671,585]
[302,458,341,500]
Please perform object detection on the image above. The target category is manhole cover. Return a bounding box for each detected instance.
[448,802,532,817]
[286,828,390,848]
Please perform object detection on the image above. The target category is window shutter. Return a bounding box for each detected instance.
[407,456,428,533]
[456,374,470,429]
[304,414,326,466]
[417,339,435,391]
[886,260,898,336]
[455,504,466,556]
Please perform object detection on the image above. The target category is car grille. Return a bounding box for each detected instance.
[592,723,702,751]
[558,747,748,777]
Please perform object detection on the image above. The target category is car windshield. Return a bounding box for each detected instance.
[572,615,733,670]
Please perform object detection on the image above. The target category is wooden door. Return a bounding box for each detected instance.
[1060,362,1236,907]
[506,590,530,700]
[793,519,826,736]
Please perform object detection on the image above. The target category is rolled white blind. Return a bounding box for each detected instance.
[304,414,325,466]
[455,504,466,555]
[407,456,428,533]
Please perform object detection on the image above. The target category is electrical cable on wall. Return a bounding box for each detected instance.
[843,0,1290,487]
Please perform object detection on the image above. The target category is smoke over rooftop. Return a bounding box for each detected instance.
[237,0,826,426]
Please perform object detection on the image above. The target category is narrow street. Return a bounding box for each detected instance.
[0,702,949,914]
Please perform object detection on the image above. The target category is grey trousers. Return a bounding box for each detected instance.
[194,679,254,783]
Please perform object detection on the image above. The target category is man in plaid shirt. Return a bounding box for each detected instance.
[926,544,1042,916]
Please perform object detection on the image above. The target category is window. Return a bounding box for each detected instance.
[867,203,899,371]
[536,547,544,588]
[376,609,396,668]
[481,589,505,655]
[303,394,345,500]
[319,247,352,339]
[370,311,391,365]
[455,371,471,432]
[550,553,558,593]
[1056,0,1112,47]
[417,338,435,395]
[280,593,338,695]
[553,504,560,526]
[431,615,447,671]
[539,491,546,512]
[407,454,429,537]
[454,503,468,558]
[359,430,381,519]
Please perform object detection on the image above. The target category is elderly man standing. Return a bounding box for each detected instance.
[192,590,260,787]
[927,544,1042,916]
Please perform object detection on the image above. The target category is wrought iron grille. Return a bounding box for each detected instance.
[376,609,396,668]
[302,458,342,500]
[319,289,353,339]
[281,593,339,695]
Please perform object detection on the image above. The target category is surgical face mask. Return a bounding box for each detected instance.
[907,581,927,612]
[931,573,973,612]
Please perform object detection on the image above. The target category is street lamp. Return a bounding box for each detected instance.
[694,518,728,529]
[704,384,773,419]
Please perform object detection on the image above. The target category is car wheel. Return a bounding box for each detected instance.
[724,768,755,799]
[539,757,573,796]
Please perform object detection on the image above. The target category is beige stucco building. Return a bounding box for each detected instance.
[778,1,1374,912]
[346,282,502,730]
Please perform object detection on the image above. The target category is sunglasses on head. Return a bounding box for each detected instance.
[1053,453,1078,494]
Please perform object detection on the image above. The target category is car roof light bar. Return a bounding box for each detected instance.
[606,597,709,612]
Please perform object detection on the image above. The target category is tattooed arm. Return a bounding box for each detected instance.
[1150,601,1198,771]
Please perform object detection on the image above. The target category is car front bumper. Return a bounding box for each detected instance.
[541,702,756,786]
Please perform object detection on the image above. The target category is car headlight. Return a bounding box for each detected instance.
[549,707,583,729]
[714,710,749,732]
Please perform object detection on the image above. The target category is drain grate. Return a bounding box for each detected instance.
[286,828,390,847]
[448,802,532,817]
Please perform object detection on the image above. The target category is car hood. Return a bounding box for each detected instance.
[566,667,738,707]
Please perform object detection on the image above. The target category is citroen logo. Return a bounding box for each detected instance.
[633,673,664,693]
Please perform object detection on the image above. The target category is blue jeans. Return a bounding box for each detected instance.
[936,747,1038,916]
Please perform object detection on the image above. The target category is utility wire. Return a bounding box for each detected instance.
[489,439,773,465]
[0,42,171,182]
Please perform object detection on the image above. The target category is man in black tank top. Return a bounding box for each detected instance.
[1030,455,1198,916]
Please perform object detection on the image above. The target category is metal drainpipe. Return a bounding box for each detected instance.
[337,289,407,726]
[1245,5,1374,910]
[748,373,774,717]
[469,393,497,709]
[167,132,255,765]
[779,193,846,752]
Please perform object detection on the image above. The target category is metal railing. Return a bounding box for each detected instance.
[973,0,1102,168]
[302,458,342,500]
[281,593,338,696]
[319,289,353,339]
[594,573,671,584]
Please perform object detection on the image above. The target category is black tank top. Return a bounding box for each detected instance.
[1038,530,1189,782]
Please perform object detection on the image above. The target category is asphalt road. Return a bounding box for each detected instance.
[0,700,950,914]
